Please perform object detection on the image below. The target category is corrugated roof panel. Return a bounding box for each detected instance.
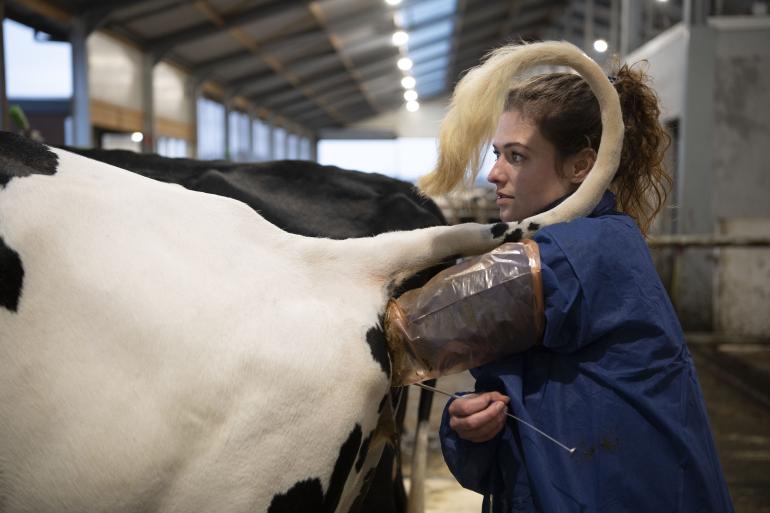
[406,19,453,50]
[409,41,450,65]
[402,0,456,26]
[418,79,446,98]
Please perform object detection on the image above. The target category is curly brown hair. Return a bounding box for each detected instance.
[504,63,672,236]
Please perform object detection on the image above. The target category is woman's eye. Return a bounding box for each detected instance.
[504,151,525,164]
[492,150,501,161]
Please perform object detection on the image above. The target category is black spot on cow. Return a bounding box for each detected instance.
[0,131,58,187]
[490,222,508,238]
[366,325,391,377]
[268,424,363,513]
[527,222,540,231]
[0,237,24,312]
[504,228,523,243]
[267,478,324,513]
[356,431,373,472]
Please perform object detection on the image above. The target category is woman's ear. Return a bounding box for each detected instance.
[565,148,597,184]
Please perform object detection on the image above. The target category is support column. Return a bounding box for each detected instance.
[610,0,620,57]
[310,133,318,162]
[247,108,255,161]
[0,0,9,131]
[71,17,91,147]
[675,0,716,330]
[583,0,594,52]
[284,127,291,160]
[141,53,156,153]
[266,114,274,161]
[186,76,202,158]
[223,95,232,160]
[620,0,643,57]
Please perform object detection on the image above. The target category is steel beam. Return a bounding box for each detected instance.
[71,17,91,147]
[141,52,155,153]
[146,0,306,60]
[0,0,8,131]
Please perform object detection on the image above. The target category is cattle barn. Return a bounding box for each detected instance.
[2,1,770,512]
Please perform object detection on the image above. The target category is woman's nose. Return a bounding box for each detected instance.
[487,161,504,185]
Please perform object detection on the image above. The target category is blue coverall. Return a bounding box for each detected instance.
[440,191,734,513]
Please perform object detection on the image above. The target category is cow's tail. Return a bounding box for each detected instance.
[335,41,623,287]
[418,40,624,240]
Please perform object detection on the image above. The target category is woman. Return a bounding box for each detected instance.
[422,51,734,511]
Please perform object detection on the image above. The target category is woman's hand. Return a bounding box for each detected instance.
[448,392,510,443]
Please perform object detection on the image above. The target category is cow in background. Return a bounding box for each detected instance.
[66,146,447,513]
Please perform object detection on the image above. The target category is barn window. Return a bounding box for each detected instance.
[228,110,251,161]
[286,133,299,160]
[157,136,188,158]
[253,118,272,161]
[272,127,287,160]
[4,19,72,98]
[197,98,225,160]
[299,137,312,161]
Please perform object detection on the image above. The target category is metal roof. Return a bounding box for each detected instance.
[6,0,685,132]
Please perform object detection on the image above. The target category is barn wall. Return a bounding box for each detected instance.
[711,17,770,222]
[711,18,770,337]
[87,31,192,135]
[154,62,192,125]
[626,17,770,334]
[88,31,143,112]
[625,23,688,122]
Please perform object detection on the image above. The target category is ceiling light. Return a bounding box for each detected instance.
[406,100,420,112]
[593,39,608,53]
[131,131,144,143]
[403,89,418,102]
[385,0,402,5]
[391,31,409,46]
[397,57,413,71]
[401,76,416,89]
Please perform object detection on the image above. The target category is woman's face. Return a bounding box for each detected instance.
[487,109,578,222]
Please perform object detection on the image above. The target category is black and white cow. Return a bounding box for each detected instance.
[64,147,448,513]
[0,131,508,513]
[0,42,622,513]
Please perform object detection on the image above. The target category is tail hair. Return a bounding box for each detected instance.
[418,41,624,231]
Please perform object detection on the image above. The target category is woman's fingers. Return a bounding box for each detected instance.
[448,391,510,418]
[449,397,509,443]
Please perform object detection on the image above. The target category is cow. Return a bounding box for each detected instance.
[62,148,448,513]
[0,42,622,513]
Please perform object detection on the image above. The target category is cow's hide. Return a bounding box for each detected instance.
[66,148,449,513]
[0,132,510,513]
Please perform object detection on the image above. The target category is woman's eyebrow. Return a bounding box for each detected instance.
[492,142,531,151]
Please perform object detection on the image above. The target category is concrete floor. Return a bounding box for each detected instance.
[399,343,770,513]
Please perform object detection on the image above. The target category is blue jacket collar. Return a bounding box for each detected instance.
[536,189,617,218]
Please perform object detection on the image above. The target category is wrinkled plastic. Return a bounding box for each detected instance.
[385,241,544,386]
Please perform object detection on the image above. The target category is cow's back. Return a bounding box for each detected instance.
[66,149,446,239]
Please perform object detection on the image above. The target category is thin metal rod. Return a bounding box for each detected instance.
[414,381,576,454]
